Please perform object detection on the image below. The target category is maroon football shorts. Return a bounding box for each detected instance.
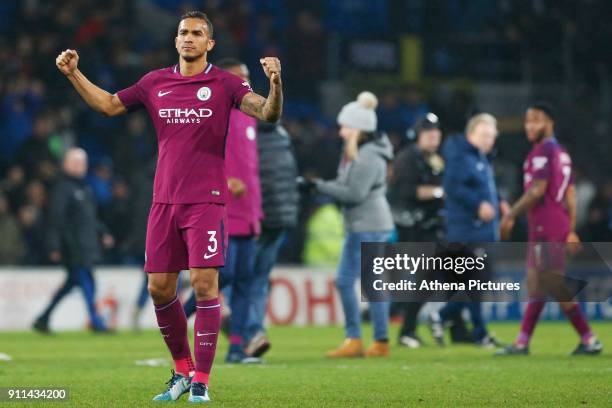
[527,230,569,271]
[144,203,228,272]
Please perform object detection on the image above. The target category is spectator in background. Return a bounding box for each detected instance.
[0,76,43,168]
[0,165,26,212]
[208,13,240,61]
[86,156,114,207]
[378,90,407,134]
[244,119,299,358]
[439,89,476,135]
[311,92,394,358]
[51,106,78,158]
[18,180,48,264]
[285,10,326,101]
[400,86,428,130]
[377,90,407,153]
[0,193,24,264]
[16,111,57,180]
[32,148,114,334]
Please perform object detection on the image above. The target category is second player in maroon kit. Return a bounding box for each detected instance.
[523,132,573,270]
[498,103,602,356]
[55,10,283,403]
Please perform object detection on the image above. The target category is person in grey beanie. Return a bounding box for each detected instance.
[311,91,394,358]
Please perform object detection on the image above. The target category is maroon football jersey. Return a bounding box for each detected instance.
[117,63,252,204]
[523,137,573,239]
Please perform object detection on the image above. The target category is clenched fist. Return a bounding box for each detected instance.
[259,57,281,85]
[56,49,79,76]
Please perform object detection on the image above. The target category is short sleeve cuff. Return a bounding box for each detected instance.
[233,87,251,109]
[116,85,143,112]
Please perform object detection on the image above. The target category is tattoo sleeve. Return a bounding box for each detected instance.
[509,179,547,219]
[240,81,283,122]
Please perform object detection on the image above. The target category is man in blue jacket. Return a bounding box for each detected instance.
[428,113,506,347]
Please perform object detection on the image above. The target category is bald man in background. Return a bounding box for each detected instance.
[33,148,115,334]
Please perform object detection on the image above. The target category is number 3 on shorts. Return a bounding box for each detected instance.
[207,230,218,253]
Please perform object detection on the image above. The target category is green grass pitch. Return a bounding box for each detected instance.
[0,322,610,407]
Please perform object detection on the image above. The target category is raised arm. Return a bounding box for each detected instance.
[239,57,283,122]
[56,49,126,117]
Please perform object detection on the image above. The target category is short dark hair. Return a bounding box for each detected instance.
[216,58,243,69]
[529,101,556,122]
[180,11,214,37]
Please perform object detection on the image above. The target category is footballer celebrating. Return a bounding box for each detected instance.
[497,103,602,356]
[56,11,282,402]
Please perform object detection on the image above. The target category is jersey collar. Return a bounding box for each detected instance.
[173,62,214,77]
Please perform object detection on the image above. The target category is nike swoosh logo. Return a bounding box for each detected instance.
[203,252,218,260]
[157,90,172,97]
[196,332,217,337]
[158,325,170,329]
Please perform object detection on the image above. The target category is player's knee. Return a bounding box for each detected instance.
[191,275,218,300]
[148,280,175,303]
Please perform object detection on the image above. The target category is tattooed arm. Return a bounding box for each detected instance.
[240,57,283,122]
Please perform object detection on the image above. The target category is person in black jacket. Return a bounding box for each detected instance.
[389,113,445,242]
[33,148,114,333]
[244,120,299,357]
[388,113,445,348]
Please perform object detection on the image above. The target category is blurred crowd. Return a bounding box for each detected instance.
[1,0,611,265]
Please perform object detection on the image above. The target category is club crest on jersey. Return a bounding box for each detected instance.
[197,86,212,101]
